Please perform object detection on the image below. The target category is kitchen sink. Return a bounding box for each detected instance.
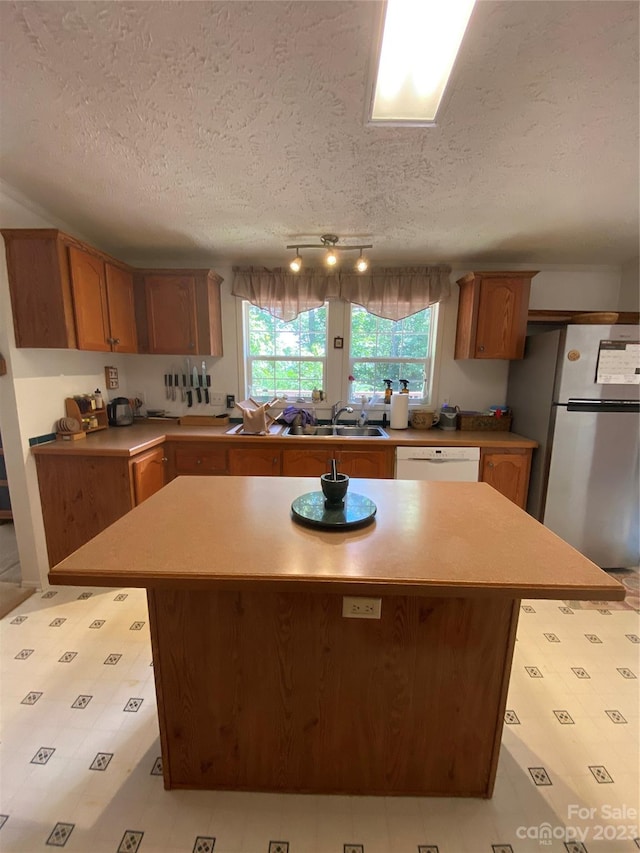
[283,425,388,438]
[335,426,387,437]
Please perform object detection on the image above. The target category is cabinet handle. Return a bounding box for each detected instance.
[161,457,168,463]
[478,345,485,352]
[113,338,120,345]
[196,459,202,465]
[488,461,494,468]
[189,342,195,349]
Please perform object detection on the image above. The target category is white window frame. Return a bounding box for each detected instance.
[237,298,444,410]
[238,301,328,405]
[341,302,443,410]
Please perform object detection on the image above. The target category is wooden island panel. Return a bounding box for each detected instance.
[149,588,518,795]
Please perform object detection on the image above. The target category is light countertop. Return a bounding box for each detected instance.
[32,420,537,457]
[49,476,622,601]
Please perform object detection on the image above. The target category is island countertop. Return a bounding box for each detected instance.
[49,476,623,601]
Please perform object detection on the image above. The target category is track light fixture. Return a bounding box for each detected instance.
[355,249,369,273]
[286,234,372,273]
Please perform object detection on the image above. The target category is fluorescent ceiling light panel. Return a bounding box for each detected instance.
[371,0,476,124]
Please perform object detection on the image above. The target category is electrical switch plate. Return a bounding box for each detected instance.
[226,394,235,409]
[209,393,225,406]
[104,366,119,389]
[342,596,382,619]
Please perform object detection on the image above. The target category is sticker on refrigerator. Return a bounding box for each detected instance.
[595,340,640,384]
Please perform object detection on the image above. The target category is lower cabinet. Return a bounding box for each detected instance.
[131,446,167,504]
[480,449,531,509]
[282,447,394,478]
[228,447,281,476]
[35,447,171,566]
[171,444,228,476]
[35,455,135,567]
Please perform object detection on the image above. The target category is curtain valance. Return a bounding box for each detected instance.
[232,265,451,322]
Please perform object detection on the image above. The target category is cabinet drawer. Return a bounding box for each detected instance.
[174,447,228,475]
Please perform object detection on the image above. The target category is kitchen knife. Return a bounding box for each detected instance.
[173,365,179,402]
[164,372,170,400]
[193,366,201,403]
[202,361,209,404]
[185,358,192,407]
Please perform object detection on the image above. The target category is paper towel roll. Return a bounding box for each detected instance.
[390,394,409,429]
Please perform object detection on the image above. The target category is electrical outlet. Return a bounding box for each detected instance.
[209,392,225,406]
[342,596,382,619]
[226,394,235,409]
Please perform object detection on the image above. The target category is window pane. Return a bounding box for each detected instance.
[349,305,434,401]
[248,305,326,357]
[245,303,327,400]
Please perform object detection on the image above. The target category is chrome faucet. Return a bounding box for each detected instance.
[331,401,354,424]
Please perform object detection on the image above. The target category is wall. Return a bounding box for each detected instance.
[0,186,627,588]
[619,257,639,311]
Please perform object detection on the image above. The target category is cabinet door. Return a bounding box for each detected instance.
[475,277,530,359]
[105,263,138,353]
[282,448,333,477]
[174,445,228,475]
[480,449,531,508]
[228,448,281,476]
[145,275,198,354]
[337,448,394,479]
[68,246,111,351]
[131,447,167,505]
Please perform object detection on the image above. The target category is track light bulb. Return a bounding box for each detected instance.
[355,251,368,273]
[290,253,302,273]
[326,249,338,267]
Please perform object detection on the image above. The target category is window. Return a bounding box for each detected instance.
[348,304,437,403]
[243,303,327,400]
[241,300,440,406]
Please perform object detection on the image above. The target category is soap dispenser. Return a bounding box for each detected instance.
[383,379,393,405]
[399,379,409,394]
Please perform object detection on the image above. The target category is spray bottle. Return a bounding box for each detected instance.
[399,379,409,394]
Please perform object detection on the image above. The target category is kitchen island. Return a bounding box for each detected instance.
[48,476,624,797]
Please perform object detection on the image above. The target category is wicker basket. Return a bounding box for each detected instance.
[457,411,512,431]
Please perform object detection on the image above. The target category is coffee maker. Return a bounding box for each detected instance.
[107,397,134,427]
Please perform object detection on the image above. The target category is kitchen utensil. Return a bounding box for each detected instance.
[202,361,209,404]
[409,408,439,429]
[106,397,134,427]
[173,364,179,401]
[330,458,337,480]
[193,366,201,403]
[57,416,81,433]
[320,472,349,507]
[164,372,170,399]
[439,404,460,431]
[185,358,192,407]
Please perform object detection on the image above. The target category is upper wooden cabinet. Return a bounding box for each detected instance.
[136,269,223,356]
[2,229,137,352]
[455,271,538,360]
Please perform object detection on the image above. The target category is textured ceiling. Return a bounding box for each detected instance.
[0,1,638,268]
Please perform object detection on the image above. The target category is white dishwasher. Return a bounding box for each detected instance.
[395,446,480,481]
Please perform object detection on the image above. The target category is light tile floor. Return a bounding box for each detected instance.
[0,586,638,853]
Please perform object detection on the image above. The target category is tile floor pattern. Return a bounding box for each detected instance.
[0,587,638,853]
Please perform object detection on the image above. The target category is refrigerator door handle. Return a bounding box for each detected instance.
[564,398,640,413]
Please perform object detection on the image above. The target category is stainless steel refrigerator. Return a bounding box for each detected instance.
[507,324,639,569]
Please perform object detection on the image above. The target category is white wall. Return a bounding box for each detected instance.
[619,257,639,311]
[0,186,628,588]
